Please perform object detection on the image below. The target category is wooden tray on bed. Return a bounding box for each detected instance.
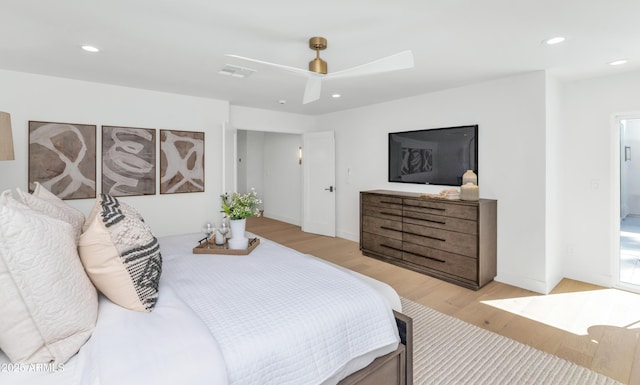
[193,237,260,255]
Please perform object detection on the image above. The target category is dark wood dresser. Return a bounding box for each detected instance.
[360,190,497,290]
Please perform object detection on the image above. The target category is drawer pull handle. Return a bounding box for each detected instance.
[380,211,401,217]
[404,215,446,225]
[380,226,401,232]
[380,200,400,205]
[405,231,446,242]
[381,244,403,252]
[404,250,446,263]
[404,204,446,211]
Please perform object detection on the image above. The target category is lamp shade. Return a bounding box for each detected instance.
[0,112,14,161]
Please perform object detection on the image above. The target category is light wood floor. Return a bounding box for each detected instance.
[247,216,640,385]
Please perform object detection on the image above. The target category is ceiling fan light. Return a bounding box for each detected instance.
[309,58,327,74]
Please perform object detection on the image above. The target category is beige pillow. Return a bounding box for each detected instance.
[0,190,98,364]
[16,183,85,242]
[79,194,162,312]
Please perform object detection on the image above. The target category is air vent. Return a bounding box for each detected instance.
[218,64,256,78]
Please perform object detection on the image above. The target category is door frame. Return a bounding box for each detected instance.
[611,112,640,293]
[227,127,335,234]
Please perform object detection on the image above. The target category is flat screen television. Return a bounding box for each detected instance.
[388,125,478,186]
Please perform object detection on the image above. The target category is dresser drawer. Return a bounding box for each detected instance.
[403,198,477,221]
[402,243,477,281]
[362,232,403,260]
[403,210,477,235]
[360,191,496,290]
[362,193,403,209]
[403,222,477,258]
[362,215,402,240]
[362,205,402,221]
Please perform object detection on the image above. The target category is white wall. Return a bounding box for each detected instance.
[561,70,640,287]
[319,71,549,293]
[230,105,317,134]
[236,129,267,198]
[237,130,248,193]
[245,131,265,199]
[545,75,564,292]
[262,133,302,224]
[0,69,229,237]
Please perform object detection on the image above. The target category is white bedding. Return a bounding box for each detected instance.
[0,232,401,385]
[0,282,226,385]
[162,233,400,385]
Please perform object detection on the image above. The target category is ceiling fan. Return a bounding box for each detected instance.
[226,37,414,104]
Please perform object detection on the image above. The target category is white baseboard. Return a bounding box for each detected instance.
[337,229,358,243]
[562,272,614,289]
[494,273,548,294]
[262,212,300,227]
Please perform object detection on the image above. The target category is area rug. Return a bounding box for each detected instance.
[400,297,624,385]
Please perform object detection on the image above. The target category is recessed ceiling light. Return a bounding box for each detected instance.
[81,45,100,53]
[609,59,628,66]
[543,36,565,45]
[331,94,341,98]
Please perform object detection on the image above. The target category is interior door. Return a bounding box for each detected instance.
[302,131,336,236]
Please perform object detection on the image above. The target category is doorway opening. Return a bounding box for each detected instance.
[236,130,303,226]
[619,117,640,289]
[234,129,336,237]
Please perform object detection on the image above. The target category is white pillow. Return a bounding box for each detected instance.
[79,194,162,312]
[0,190,98,364]
[0,190,25,209]
[16,183,85,242]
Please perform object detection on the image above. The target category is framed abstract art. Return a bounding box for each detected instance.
[29,121,96,199]
[102,125,156,197]
[159,129,204,194]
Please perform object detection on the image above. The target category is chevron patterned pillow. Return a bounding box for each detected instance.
[79,194,162,312]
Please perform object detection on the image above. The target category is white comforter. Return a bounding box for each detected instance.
[0,233,400,385]
[162,234,400,385]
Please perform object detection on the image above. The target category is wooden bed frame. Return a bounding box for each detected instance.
[339,311,413,385]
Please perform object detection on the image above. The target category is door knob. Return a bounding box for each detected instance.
[325,186,334,192]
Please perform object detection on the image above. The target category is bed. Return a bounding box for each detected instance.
[0,191,413,385]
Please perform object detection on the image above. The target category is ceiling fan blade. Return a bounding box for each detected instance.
[326,50,414,79]
[303,77,322,104]
[227,49,412,105]
[226,54,314,78]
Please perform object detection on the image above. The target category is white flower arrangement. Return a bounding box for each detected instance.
[220,189,262,220]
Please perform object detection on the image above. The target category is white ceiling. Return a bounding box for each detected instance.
[1,0,638,115]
